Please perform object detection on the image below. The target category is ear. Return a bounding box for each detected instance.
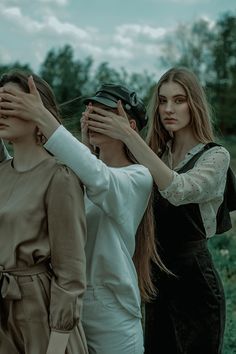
[35,127,46,145]
[129,119,137,130]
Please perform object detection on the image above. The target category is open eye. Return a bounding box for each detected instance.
[175,96,186,104]
[158,97,166,104]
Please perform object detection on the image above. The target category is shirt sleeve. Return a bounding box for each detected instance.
[160,146,230,205]
[0,139,11,162]
[45,125,153,223]
[45,164,86,348]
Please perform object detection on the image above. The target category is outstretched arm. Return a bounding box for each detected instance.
[85,101,173,190]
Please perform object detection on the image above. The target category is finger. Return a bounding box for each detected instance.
[88,126,107,134]
[117,100,129,120]
[0,100,18,110]
[85,102,93,113]
[0,86,21,97]
[28,76,41,100]
[0,92,21,103]
[82,112,89,120]
[0,108,19,116]
[87,112,111,123]
[87,120,109,129]
[90,105,113,117]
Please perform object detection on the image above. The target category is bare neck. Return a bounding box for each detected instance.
[12,139,51,172]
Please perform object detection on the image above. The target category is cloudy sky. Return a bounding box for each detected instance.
[0,0,235,78]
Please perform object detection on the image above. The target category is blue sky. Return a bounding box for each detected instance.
[0,0,235,78]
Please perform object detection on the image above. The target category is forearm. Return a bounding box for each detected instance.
[35,107,60,139]
[123,127,173,190]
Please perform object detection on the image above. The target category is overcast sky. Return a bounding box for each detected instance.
[0,0,235,78]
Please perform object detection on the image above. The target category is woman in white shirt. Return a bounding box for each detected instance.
[0,81,169,354]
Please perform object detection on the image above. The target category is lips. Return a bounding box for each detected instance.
[164,118,177,123]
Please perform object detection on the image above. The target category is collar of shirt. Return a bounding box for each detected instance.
[164,141,205,171]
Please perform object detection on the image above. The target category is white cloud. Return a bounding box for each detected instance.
[0,4,92,40]
[114,34,133,46]
[106,47,133,59]
[2,6,44,32]
[165,0,209,3]
[46,16,90,39]
[117,24,167,40]
[79,43,103,57]
[199,14,215,29]
[38,0,68,5]
[0,49,12,63]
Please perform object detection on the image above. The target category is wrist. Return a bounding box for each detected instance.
[123,126,136,145]
[37,108,60,139]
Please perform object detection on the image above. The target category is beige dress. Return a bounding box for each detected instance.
[0,157,88,354]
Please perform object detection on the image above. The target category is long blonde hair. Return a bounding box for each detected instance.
[146,67,215,155]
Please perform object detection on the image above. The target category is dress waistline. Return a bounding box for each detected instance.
[0,262,50,300]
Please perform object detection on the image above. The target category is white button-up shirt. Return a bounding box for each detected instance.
[160,142,230,237]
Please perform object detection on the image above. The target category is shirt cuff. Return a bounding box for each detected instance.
[46,331,70,354]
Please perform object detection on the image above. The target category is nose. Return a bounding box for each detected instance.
[164,100,174,113]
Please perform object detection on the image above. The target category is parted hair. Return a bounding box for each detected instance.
[146,67,215,156]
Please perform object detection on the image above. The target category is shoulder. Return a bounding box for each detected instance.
[122,163,152,178]
[49,160,83,190]
[122,164,153,189]
[198,144,230,164]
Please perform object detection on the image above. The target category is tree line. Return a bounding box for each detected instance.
[0,11,235,136]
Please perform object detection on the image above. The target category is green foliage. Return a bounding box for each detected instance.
[159,11,236,136]
[208,141,236,353]
[0,61,33,77]
[209,221,236,353]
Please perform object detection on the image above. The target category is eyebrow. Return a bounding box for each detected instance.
[159,94,187,98]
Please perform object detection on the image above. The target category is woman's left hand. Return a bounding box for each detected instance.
[86,100,132,142]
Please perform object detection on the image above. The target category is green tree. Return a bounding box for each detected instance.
[0,62,33,77]
[208,12,236,135]
[39,45,93,134]
[159,18,215,83]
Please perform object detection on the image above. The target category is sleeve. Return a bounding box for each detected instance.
[45,125,153,222]
[0,139,11,162]
[45,164,86,351]
[160,146,230,205]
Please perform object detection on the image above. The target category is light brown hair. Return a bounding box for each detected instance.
[122,113,171,302]
[146,67,215,155]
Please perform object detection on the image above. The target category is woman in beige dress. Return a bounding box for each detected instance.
[0,71,88,354]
